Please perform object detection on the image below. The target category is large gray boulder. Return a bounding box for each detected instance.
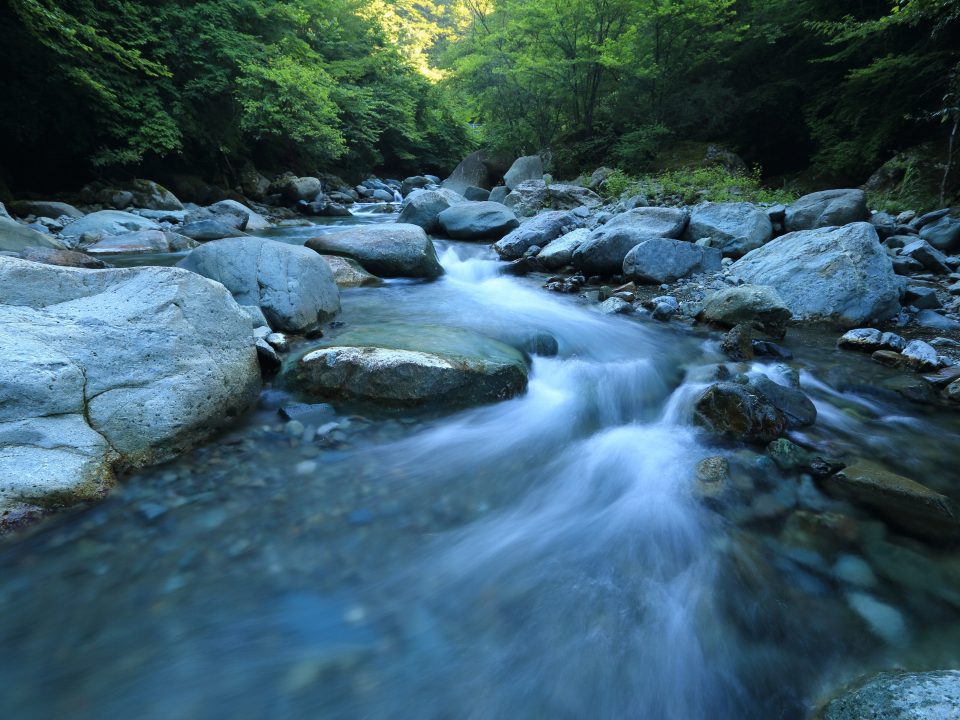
[180,218,245,241]
[730,223,899,326]
[504,180,602,217]
[493,210,584,260]
[537,228,589,270]
[398,188,463,233]
[86,230,196,255]
[305,223,443,279]
[0,257,260,519]
[443,150,492,194]
[573,226,650,276]
[604,206,689,238]
[0,216,66,252]
[7,200,84,219]
[784,189,868,231]
[919,214,960,253]
[437,201,519,240]
[273,176,323,203]
[207,199,271,231]
[286,324,529,408]
[622,238,721,283]
[503,155,544,189]
[822,671,960,720]
[700,285,792,337]
[123,179,184,210]
[178,237,340,332]
[61,210,161,240]
[683,202,772,257]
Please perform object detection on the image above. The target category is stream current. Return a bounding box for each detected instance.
[1,206,959,719]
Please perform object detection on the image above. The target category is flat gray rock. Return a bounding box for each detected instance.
[784,189,869,231]
[684,202,772,257]
[61,210,161,239]
[822,671,960,720]
[438,201,519,240]
[493,210,583,260]
[305,223,443,279]
[623,237,721,284]
[0,216,66,252]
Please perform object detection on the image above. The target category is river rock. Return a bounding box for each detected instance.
[86,230,196,254]
[573,226,651,276]
[493,210,583,260]
[18,246,108,269]
[693,382,787,443]
[207,199,271,230]
[400,176,432,196]
[462,186,489,202]
[622,238,722,284]
[822,461,960,542]
[783,189,869,231]
[178,237,340,332]
[901,339,940,370]
[900,238,951,274]
[730,223,899,326]
[751,375,817,428]
[437,201,519,240]
[7,200,84,220]
[822,671,960,720]
[684,202,773,257]
[489,186,510,204]
[442,150,493,194]
[0,257,260,517]
[320,255,382,288]
[504,155,544,189]
[273,176,323,203]
[180,218,246,241]
[123,179,184,210]
[286,325,530,408]
[838,328,883,351]
[919,214,960,253]
[61,210,161,240]
[0,216,66,252]
[605,206,689,238]
[305,223,443,279]
[536,228,589,270]
[700,285,792,338]
[504,180,602,217]
[398,188,464,233]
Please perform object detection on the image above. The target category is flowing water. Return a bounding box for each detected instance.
[2,206,960,719]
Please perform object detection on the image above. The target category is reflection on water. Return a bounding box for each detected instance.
[1,207,959,719]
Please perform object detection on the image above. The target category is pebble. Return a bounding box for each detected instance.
[834,554,877,588]
[285,420,305,437]
[295,460,318,475]
[846,591,910,647]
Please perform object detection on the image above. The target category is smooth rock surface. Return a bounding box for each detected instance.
[700,285,792,338]
[61,210,161,240]
[684,202,772,257]
[537,228,589,270]
[605,206,689,238]
[503,155,544,190]
[437,201,519,240]
[0,216,66,252]
[305,224,443,279]
[493,210,583,260]
[622,238,722,284]
[321,255,383,288]
[398,189,464,233]
[822,671,960,720]
[86,230,196,254]
[784,189,869,231]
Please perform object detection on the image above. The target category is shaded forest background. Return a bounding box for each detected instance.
[1,0,958,199]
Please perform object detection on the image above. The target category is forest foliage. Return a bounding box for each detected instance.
[1,0,958,193]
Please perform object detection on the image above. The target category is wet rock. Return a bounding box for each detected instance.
[503,180,602,217]
[730,223,899,327]
[700,284,791,338]
[921,365,960,387]
[846,592,910,646]
[86,230,196,254]
[0,257,260,515]
[783,189,869,231]
[720,323,756,361]
[767,438,810,471]
[683,202,772,257]
[822,461,960,542]
[838,328,883,351]
[256,338,282,374]
[694,456,731,502]
[305,224,443,279]
[833,554,877,588]
[18,246,108,269]
[751,375,817,428]
[693,382,787,443]
[605,206,689,238]
[901,339,941,370]
[61,210,161,241]
[278,403,336,424]
[599,297,632,314]
[872,350,905,368]
[287,325,530,408]
[398,188,464,233]
[821,671,960,720]
[437,201,519,240]
[622,237,721,284]
[493,210,583,260]
[321,255,383,288]
[178,237,340,332]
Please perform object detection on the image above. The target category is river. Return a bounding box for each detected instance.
[1,205,959,719]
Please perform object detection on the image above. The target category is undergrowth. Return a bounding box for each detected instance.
[599,166,797,206]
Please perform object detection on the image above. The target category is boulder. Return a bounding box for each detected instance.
[901,238,951,274]
[285,324,529,408]
[437,201,519,240]
[398,188,464,233]
[18,246,108,269]
[504,180,602,217]
[700,285,791,338]
[605,206,689,238]
[572,226,649,276]
[537,228,589,270]
[207,199,271,230]
[919,214,960,253]
[783,189,869,231]
[0,216,66,252]
[123,179,184,211]
[7,200,84,220]
[442,150,492,193]
[750,375,817,428]
[86,230,197,254]
[305,223,444,279]
[61,210,161,240]
[180,218,246,241]
[489,186,510,204]
[321,255,383,288]
[622,238,722,284]
[239,166,270,201]
[730,223,899,326]
[693,382,787,443]
[0,257,260,518]
[822,671,960,720]
[493,210,584,260]
[464,186,491,202]
[683,202,773,257]
[822,462,960,542]
[178,237,340,333]
[400,176,432,197]
[273,176,323,203]
[503,155,544,189]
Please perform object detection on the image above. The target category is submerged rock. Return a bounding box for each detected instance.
[286,325,530,408]
[306,223,443,279]
[694,382,787,443]
[0,257,260,518]
[821,671,960,720]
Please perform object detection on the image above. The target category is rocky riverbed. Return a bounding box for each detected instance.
[1,158,959,718]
